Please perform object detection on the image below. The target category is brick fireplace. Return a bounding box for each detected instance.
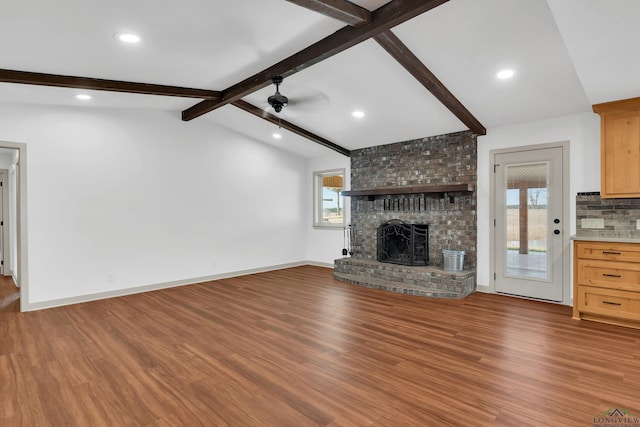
[334,131,477,298]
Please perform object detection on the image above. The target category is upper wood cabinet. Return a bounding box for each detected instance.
[593,97,640,198]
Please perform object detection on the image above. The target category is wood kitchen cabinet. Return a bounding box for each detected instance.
[573,240,640,329]
[593,97,640,198]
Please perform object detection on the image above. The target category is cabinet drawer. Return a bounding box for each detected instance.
[577,286,640,322]
[577,259,640,291]
[576,241,640,263]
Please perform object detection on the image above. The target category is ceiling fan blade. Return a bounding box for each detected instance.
[287,91,330,111]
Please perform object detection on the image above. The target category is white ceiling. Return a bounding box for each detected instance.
[1,0,638,158]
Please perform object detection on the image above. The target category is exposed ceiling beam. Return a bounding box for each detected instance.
[373,31,486,135]
[0,69,221,100]
[0,68,341,155]
[232,100,350,157]
[285,0,371,27]
[183,0,449,121]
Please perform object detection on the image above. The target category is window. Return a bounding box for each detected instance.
[313,169,345,228]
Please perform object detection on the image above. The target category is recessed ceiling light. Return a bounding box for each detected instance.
[114,33,141,44]
[351,110,365,118]
[496,69,515,80]
[272,132,282,139]
[75,94,92,100]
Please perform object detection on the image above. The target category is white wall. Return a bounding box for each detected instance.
[306,153,351,265]
[0,101,601,308]
[0,104,309,308]
[477,111,600,290]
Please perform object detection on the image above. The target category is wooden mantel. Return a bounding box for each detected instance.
[342,183,473,198]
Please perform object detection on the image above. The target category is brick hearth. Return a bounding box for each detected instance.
[334,258,475,298]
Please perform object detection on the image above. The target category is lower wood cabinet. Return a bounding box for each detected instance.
[573,240,640,329]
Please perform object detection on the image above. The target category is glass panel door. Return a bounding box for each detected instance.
[494,147,563,301]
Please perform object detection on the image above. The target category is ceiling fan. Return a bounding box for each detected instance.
[266,76,330,114]
[267,76,288,113]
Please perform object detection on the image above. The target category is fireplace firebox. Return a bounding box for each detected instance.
[377,220,429,266]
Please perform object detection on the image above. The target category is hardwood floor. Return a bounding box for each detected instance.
[1,267,639,426]
[0,275,19,313]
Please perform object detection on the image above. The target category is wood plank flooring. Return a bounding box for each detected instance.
[1,266,639,426]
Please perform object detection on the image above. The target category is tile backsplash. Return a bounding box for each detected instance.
[576,192,640,238]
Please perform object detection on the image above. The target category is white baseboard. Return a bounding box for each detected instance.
[305,260,334,269]
[27,261,327,311]
[475,285,492,294]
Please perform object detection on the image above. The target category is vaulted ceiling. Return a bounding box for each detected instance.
[1,0,639,158]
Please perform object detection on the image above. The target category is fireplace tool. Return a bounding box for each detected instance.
[342,224,355,257]
[342,225,349,256]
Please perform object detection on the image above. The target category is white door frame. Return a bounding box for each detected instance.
[489,141,571,306]
[0,140,28,312]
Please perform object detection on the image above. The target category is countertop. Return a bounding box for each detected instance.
[570,233,640,243]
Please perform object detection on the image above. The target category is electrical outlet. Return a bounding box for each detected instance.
[636,219,640,230]
[211,260,217,268]
[107,274,114,282]
[581,218,604,229]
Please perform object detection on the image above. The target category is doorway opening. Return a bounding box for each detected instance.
[0,142,28,312]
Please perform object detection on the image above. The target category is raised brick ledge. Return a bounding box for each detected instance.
[334,258,475,299]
